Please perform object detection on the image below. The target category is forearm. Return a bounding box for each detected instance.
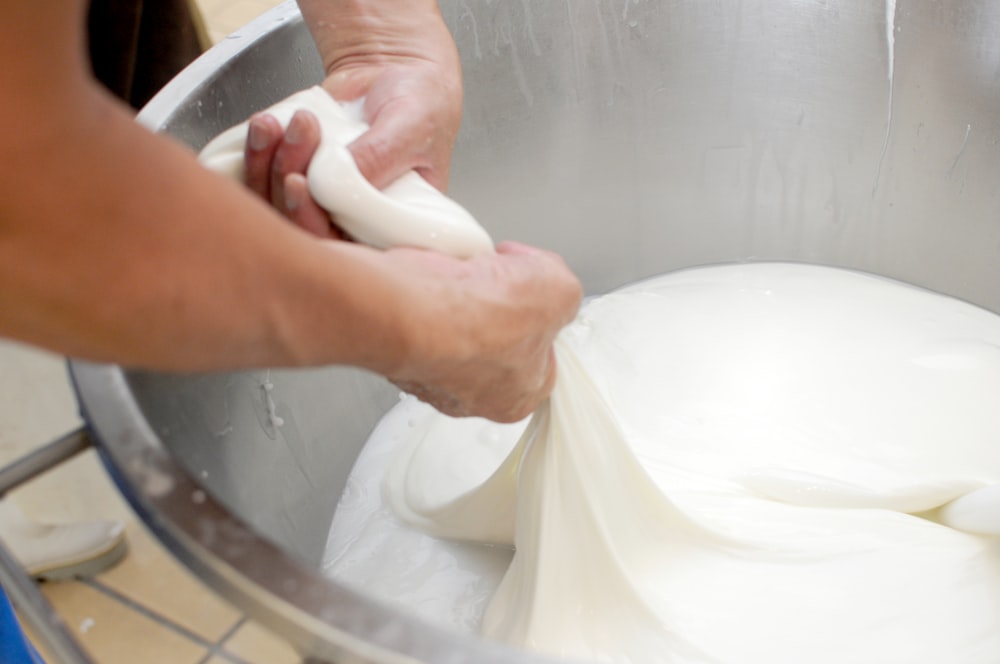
[0,88,411,375]
[0,0,580,423]
[297,0,456,73]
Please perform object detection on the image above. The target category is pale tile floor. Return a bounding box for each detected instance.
[0,1,304,662]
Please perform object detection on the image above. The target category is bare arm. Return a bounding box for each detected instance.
[0,1,580,421]
[0,5,404,373]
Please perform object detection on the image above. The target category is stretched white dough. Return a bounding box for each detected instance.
[741,468,979,513]
[198,86,494,259]
[378,262,1000,662]
[938,483,1000,535]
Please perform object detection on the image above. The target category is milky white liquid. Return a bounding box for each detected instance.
[323,262,1000,663]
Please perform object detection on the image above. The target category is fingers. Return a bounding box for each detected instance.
[244,110,321,214]
[492,347,559,423]
[322,69,420,190]
[536,346,559,407]
[283,173,343,239]
[347,98,429,190]
[269,111,322,214]
[393,342,557,424]
[383,243,581,423]
[497,241,583,327]
[245,113,282,200]
[244,110,342,238]
[495,240,566,262]
[327,65,458,192]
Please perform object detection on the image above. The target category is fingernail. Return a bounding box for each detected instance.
[247,117,269,151]
[285,113,305,145]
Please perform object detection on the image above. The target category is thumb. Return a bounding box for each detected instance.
[347,107,424,191]
[323,69,418,190]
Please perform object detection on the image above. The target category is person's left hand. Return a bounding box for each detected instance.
[243,109,339,238]
[242,0,463,239]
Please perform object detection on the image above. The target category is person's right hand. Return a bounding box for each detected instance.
[240,2,581,422]
[245,112,582,421]
[372,241,582,423]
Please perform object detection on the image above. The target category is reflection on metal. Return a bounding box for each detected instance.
[873,0,898,195]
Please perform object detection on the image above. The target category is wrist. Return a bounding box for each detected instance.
[269,240,416,374]
[297,0,458,76]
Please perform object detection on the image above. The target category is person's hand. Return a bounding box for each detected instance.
[319,48,460,192]
[244,1,463,235]
[242,2,581,423]
[303,0,462,192]
[244,110,339,238]
[377,241,582,423]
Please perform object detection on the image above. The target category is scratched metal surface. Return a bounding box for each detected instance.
[444,0,1000,311]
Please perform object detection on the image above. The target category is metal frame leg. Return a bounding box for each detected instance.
[0,427,98,664]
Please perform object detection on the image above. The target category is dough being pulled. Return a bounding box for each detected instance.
[324,262,1000,664]
[198,86,494,258]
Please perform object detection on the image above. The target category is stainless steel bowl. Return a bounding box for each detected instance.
[71,1,1000,661]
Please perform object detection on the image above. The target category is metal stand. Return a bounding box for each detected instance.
[0,427,98,664]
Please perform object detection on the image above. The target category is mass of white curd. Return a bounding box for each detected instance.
[324,262,1000,664]
[198,85,1000,664]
